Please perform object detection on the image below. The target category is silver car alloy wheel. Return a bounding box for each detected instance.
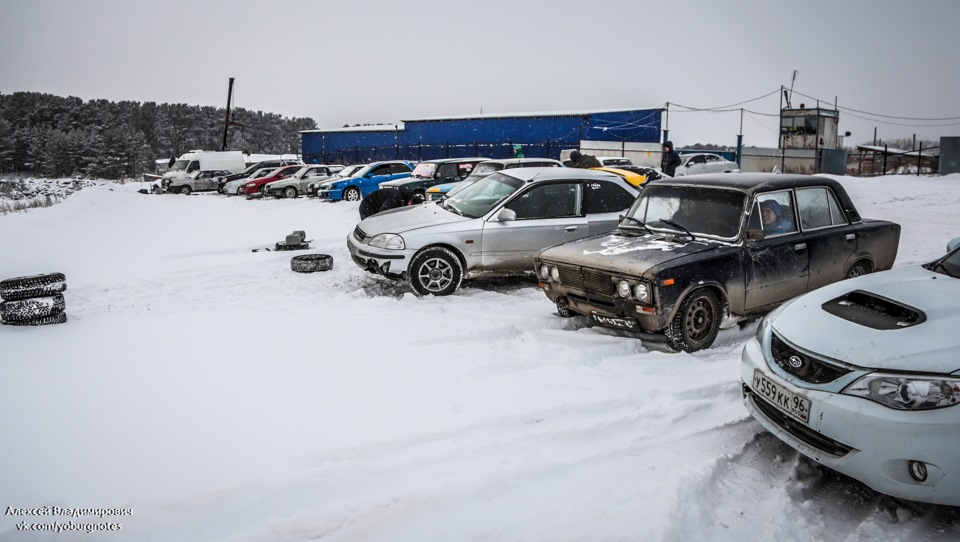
[417,257,455,293]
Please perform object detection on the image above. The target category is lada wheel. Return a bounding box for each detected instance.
[667,289,721,352]
[846,261,871,279]
[179,186,191,195]
[407,247,463,296]
[283,187,298,199]
[343,187,361,202]
[557,304,576,317]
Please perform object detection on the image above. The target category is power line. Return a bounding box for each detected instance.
[791,90,960,122]
[669,88,782,112]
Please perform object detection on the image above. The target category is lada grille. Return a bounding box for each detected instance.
[555,265,616,296]
[354,226,368,243]
[771,333,852,384]
[745,385,853,457]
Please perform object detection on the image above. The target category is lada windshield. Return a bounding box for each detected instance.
[411,162,438,178]
[625,184,746,239]
[443,172,524,218]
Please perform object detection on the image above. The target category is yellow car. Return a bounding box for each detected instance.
[591,166,650,187]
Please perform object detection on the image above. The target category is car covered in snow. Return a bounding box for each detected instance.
[263,164,344,198]
[741,237,960,506]
[316,160,415,202]
[533,173,901,352]
[348,168,639,296]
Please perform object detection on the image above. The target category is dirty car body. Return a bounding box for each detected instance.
[534,173,901,351]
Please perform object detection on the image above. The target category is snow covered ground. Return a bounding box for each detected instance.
[1,174,958,541]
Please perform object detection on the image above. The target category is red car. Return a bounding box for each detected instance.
[241,165,303,195]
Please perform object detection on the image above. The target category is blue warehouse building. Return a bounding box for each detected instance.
[300,108,663,165]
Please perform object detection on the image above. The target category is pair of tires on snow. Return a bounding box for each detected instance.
[0,273,68,326]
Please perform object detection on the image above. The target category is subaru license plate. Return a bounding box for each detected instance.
[752,370,810,423]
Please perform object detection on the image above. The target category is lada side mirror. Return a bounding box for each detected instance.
[495,208,517,222]
[747,228,765,241]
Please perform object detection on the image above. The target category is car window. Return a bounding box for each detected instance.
[389,163,411,174]
[506,182,582,220]
[796,187,846,230]
[688,155,706,165]
[584,181,636,214]
[473,162,505,174]
[446,172,523,218]
[370,165,392,176]
[705,155,720,163]
[754,191,798,236]
[437,163,459,179]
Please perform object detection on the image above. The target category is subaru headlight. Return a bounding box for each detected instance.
[367,234,405,250]
[843,374,960,410]
[633,282,651,303]
[755,312,773,343]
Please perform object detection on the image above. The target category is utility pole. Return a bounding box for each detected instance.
[221,77,235,151]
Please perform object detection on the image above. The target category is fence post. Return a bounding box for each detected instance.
[883,145,888,175]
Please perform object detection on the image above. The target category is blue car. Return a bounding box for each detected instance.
[317,160,415,201]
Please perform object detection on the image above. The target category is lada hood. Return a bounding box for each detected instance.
[538,231,725,276]
[358,202,471,234]
[772,265,960,373]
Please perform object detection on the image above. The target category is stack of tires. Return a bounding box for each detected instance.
[0,273,68,326]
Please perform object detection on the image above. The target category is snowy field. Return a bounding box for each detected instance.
[1,174,959,541]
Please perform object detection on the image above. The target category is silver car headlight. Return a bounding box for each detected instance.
[367,234,405,250]
[617,280,632,298]
[550,266,560,283]
[755,312,774,342]
[633,282,651,303]
[539,264,550,281]
[843,373,960,410]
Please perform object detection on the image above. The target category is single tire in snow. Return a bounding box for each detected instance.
[291,254,334,273]
[2,311,67,327]
[0,293,66,323]
[275,241,310,251]
[0,272,67,301]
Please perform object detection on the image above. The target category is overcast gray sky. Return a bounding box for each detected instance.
[2,0,958,149]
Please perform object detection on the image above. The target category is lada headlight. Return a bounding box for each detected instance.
[844,373,960,410]
[633,282,651,303]
[367,234,405,250]
[550,266,560,283]
[539,264,550,281]
[617,280,632,297]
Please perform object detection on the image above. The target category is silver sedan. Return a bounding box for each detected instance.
[347,168,640,295]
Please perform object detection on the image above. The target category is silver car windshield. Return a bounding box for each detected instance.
[444,172,524,219]
[626,184,746,239]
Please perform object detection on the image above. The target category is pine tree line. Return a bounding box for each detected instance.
[0,91,317,179]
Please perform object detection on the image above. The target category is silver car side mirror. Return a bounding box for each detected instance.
[948,237,960,253]
[495,208,517,222]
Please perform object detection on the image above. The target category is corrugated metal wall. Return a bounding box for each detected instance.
[301,109,662,165]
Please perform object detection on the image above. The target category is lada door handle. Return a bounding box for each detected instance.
[794,243,807,252]
[565,226,578,232]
